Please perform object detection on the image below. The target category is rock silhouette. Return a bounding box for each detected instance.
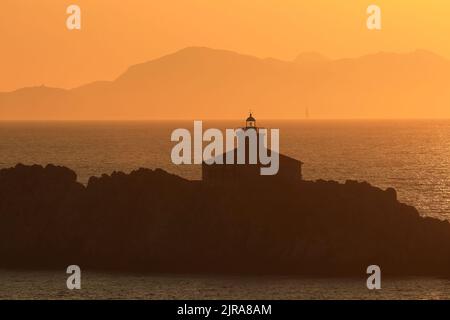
[1,163,450,276]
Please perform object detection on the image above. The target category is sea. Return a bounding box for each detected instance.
[0,119,449,299]
[1,270,450,300]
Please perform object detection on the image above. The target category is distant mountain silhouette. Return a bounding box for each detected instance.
[293,52,329,65]
[1,47,450,119]
[1,163,450,276]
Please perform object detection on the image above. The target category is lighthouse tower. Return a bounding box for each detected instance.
[245,112,256,129]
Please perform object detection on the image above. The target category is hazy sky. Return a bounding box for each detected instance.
[1,0,450,92]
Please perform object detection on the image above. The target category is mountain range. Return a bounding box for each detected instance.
[1,47,450,120]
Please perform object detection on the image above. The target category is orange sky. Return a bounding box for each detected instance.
[1,0,450,92]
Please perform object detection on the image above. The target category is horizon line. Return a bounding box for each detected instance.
[1,117,450,122]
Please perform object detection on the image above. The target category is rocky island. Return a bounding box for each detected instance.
[0,163,449,276]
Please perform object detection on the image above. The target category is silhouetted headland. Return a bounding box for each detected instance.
[1,163,450,276]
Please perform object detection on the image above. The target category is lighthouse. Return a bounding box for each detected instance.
[202,113,304,185]
[245,112,256,129]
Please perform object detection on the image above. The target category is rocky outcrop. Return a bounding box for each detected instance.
[0,164,449,276]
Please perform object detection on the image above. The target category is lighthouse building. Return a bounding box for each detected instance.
[202,114,303,186]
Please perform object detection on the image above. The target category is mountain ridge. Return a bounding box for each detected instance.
[1,47,450,119]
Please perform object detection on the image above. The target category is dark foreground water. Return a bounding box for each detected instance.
[0,270,449,300]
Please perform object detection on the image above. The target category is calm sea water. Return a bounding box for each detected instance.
[1,270,450,300]
[1,120,449,299]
